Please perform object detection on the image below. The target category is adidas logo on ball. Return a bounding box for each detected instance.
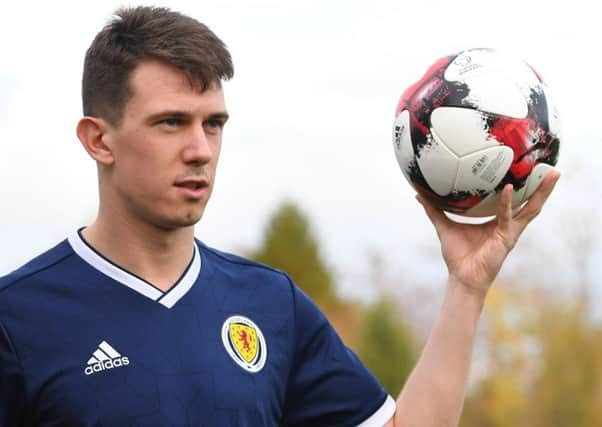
[84,340,130,376]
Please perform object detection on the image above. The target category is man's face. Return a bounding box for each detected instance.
[103,60,228,230]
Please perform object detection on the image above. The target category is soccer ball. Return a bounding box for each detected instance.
[392,48,560,217]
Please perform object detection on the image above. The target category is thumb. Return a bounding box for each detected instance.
[416,194,450,234]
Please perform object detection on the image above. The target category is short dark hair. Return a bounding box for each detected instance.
[82,6,234,126]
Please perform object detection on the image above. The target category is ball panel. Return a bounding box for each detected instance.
[464,183,528,217]
[498,54,544,106]
[455,146,514,193]
[392,48,560,217]
[521,163,555,203]
[393,110,415,181]
[397,55,455,116]
[444,48,494,81]
[541,84,562,136]
[445,49,541,93]
[486,114,554,186]
[416,131,459,196]
[459,71,527,118]
[444,49,532,118]
[430,107,501,156]
[414,184,486,214]
[463,194,499,218]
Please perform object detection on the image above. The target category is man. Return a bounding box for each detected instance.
[0,6,559,427]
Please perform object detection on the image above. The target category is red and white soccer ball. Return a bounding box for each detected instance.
[393,48,560,217]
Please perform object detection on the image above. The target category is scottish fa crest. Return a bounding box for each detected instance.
[221,315,267,373]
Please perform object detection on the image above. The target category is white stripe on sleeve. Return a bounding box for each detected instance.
[356,395,396,427]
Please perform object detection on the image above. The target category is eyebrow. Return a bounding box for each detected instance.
[206,112,230,123]
[146,110,230,123]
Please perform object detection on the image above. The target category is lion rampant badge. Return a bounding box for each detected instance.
[221,315,267,372]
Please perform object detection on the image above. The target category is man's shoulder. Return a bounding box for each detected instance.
[0,239,74,295]
[196,240,292,284]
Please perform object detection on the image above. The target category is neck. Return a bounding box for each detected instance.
[82,209,196,292]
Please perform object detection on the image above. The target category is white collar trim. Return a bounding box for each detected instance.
[68,231,201,308]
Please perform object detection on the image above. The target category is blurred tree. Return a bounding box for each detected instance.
[461,286,536,427]
[528,302,602,427]
[249,201,419,379]
[250,200,336,305]
[461,286,602,427]
[249,200,364,344]
[356,298,417,395]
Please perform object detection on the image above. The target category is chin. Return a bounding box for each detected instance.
[153,210,205,230]
[177,212,204,227]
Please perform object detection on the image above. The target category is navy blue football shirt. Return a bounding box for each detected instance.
[0,230,395,426]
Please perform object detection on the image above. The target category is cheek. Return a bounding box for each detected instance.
[114,136,172,194]
[211,138,223,167]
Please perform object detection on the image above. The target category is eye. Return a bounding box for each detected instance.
[204,118,225,134]
[160,117,183,127]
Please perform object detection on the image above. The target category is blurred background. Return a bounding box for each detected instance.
[1,0,601,424]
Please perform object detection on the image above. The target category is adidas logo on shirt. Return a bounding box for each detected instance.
[84,340,130,376]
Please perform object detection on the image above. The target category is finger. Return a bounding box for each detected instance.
[515,169,560,225]
[416,194,451,234]
[496,183,514,231]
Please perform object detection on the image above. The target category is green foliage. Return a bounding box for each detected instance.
[461,289,602,427]
[251,200,418,396]
[461,288,535,427]
[250,201,335,303]
[356,298,417,395]
[251,201,602,424]
[529,302,602,427]
[251,201,602,425]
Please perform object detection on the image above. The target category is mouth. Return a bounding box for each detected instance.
[174,178,209,198]
[176,182,205,190]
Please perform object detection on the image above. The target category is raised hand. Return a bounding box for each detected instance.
[416,170,561,295]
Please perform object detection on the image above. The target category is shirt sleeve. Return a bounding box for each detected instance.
[281,282,396,427]
[0,319,26,427]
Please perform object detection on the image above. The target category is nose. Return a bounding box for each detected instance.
[182,126,212,166]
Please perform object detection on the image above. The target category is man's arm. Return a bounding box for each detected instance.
[383,170,560,427]
[0,319,26,426]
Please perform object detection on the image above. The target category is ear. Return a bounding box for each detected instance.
[76,116,115,166]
